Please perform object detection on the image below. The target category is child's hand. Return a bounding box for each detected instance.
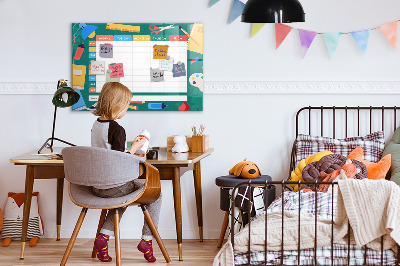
[129,137,147,154]
[134,149,149,157]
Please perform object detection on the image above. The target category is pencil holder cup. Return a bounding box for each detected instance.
[191,135,209,153]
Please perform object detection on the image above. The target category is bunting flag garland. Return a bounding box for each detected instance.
[323,33,341,58]
[275,23,293,49]
[351,29,370,55]
[378,21,398,50]
[229,0,245,24]
[207,3,400,58]
[209,0,220,7]
[251,23,266,38]
[298,29,317,58]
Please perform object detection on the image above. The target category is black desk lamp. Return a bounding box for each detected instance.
[38,79,80,154]
[241,0,305,23]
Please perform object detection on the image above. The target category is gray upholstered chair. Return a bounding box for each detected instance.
[60,146,171,265]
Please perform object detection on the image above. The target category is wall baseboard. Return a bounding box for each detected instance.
[46,228,222,239]
[1,81,399,95]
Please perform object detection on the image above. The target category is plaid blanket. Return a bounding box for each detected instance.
[234,244,397,265]
[234,191,397,265]
[266,190,336,220]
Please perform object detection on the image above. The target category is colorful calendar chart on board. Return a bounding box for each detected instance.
[71,23,203,111]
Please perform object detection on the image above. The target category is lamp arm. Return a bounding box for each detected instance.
[50,105,58,148]
[37,79,77,154]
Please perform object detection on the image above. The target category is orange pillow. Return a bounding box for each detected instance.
[347,146,391,180]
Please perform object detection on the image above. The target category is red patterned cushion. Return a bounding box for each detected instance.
[294,131,385,166]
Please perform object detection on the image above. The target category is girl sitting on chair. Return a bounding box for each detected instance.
[91,82,161,263]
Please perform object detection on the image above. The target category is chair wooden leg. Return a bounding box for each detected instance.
[141,205,171,263]
[91,209,108,258]
[60,208,88,266]
[217,211,230,248]
[114,210,121,266]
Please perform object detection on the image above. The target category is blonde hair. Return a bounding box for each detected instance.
[93,82,132,120]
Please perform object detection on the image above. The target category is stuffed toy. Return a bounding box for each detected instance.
[348,146,391,180]
[172,135,189,153]
[317,160,360,193]
[229,159,261,179]
[301,154,368,190]
[289,150,333,191]
[1,192,44,247]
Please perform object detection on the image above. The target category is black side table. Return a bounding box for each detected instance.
[215,175,275,248]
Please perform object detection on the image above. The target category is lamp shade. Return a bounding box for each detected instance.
[242,0,305,23]
[52,84,80,108]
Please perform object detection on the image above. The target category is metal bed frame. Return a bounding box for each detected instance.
[230,106,400,266]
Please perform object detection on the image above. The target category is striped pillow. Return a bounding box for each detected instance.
[294,131,385,166]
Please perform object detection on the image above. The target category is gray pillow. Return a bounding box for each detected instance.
[382,126,400,184]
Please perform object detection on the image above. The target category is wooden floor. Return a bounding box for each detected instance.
[0,239,221,265]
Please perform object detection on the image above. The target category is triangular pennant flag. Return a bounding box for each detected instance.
[298,29,317,58]
[378,21,398,50]
[229,0,245,24]
[209,0,220,7]
[251,23,266,38]
[275,23,293,49]
[323,33,341,58]
[351,29,370,55]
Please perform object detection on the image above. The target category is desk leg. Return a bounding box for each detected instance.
[193,161,203,242]
[172,167,183,261]
[56,178,64,241]
[20,165,34,259]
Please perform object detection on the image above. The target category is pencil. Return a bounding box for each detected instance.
[179,26,200,46]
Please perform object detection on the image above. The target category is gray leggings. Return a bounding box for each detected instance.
[92,180,162,240]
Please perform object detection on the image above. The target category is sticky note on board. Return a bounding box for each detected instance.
[100,43,113,58]
[109,63,124,78]
[159,57,174,71]
[172,63,187,78]
[106,72,120,82]
[72,64,86,90]
[187,23,203,54]
[153,45,169,59]
[150,68,165,82]
[91,61,106,75]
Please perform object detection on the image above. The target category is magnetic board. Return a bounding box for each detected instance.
[72,23,203,111]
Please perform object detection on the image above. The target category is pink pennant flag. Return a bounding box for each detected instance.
[298,29,317,58]
[378,21,398,50]
[275,23,293,49]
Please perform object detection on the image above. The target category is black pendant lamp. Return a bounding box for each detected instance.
[242,0,305,23]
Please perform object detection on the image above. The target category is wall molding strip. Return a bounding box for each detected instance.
[0,81,399,95]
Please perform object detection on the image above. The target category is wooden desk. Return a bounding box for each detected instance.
[10,147,213,261]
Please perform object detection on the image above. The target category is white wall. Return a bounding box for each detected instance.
[1,0,400,239]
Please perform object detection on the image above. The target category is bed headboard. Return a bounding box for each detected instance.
[295,106,400,138]
[290,106,400,178]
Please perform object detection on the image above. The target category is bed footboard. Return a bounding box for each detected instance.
[230,180,400,266]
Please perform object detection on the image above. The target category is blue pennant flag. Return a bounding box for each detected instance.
[229,0,245,23]
[351,29,371,55]
[323,33,341,58]
[209,0,221,7]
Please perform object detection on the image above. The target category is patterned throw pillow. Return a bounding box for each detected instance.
[294,131,385,166]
